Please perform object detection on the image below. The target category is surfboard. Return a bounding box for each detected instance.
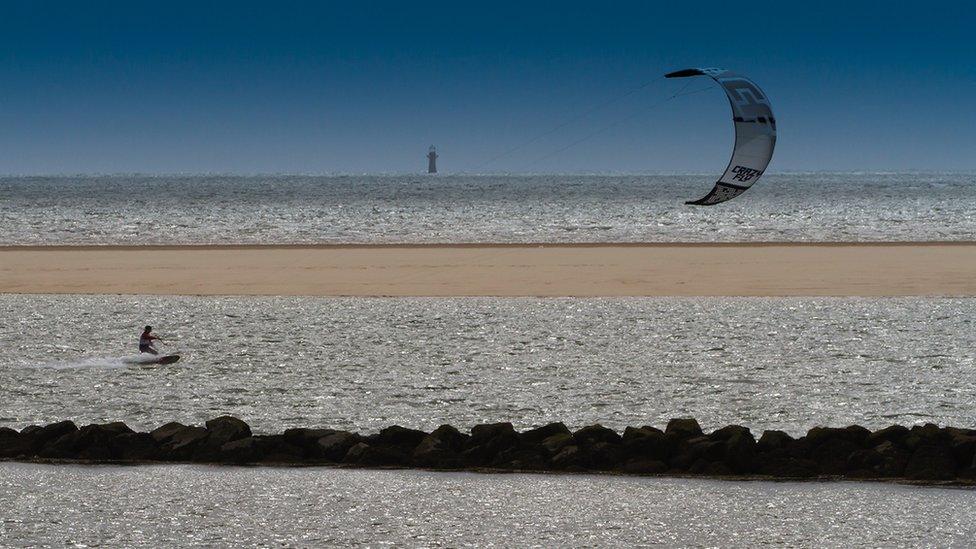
[155,355,181,365]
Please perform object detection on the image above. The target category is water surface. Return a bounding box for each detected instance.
[2,173,974,244]
[1,463,972,547]
[3,295,973,435]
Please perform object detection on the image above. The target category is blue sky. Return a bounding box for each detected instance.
[0,1,973,174]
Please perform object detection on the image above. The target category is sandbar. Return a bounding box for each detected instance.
[1,242,974,297]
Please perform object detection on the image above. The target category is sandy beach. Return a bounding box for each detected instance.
[1,242,974,297]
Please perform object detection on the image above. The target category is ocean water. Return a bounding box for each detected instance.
[2,295,974,435]
[1,463,974,547]
[1,173,974,244]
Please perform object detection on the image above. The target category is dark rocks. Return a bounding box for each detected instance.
[758,430,794,451]
[24,420,78,454]
[621,458,667,474]
[372,425,427,449]
[283,428,337,457]
[463,423,519,466]
[722,430,758,474]
[412,425,468,469]
[1,416,975,485]
[205,416,252,445]
[866,425,910,447]
[112,433,160,460]
[905,444,957,480]
[665,417,703,439]
[39,422,135,460]
[317,431,362,462]
[160,426,209,460]
[218,435,303,464]
[572,424,622,446]
[541,433,573,454]
[520,422,571,444]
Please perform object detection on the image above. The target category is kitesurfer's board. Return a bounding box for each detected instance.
[124,354,181,365]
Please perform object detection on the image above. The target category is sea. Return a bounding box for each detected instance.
[2,173,974,244]
[2,173,975,547]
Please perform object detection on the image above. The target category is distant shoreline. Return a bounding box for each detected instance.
[2,242,975,297]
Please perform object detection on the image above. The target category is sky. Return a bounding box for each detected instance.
[0,1,973,174]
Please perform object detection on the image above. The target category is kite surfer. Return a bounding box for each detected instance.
[139,326,162,355]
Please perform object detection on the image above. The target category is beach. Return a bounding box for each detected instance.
[2,242,975,297]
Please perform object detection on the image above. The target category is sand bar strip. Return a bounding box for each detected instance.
[1,242,974,297]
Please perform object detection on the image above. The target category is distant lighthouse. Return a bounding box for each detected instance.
[427,145,438,174]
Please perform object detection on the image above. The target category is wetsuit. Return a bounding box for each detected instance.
[139,332,158,354]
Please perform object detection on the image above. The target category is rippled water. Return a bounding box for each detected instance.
[2,173,974,244]
[2,295,974,435]
[1,463,973,547]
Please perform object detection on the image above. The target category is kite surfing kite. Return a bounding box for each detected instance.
[665,68,777,206]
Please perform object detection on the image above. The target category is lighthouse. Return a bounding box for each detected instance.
[427,145,438,174]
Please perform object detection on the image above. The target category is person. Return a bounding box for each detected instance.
[139,326,162,355]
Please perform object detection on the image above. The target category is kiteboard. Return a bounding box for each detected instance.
[124,354,181,365]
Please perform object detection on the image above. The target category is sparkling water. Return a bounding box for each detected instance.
[2,173,974,244]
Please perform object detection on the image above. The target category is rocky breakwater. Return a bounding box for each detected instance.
[2,417,976,484]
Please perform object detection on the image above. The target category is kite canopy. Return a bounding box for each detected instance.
[665,68,776,206]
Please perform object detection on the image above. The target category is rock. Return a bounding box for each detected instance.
[412,435,463,469]
[669,436,723,470]
[492,446,548,470]
[261,437,305,463]
[316,431,362,462]
[160,426,209,460]
[847,449,883,471]
[344,442,408,466]
[428,425,468,451]
[219,436,264,463]
[25,420,78,454]
[866,425,910,447]
[872,441,910,477]
[665,418,703,439]
[622,426,663,443]
[809,437,862,475]
[19,425,42,437]
[723,431,757,474]
[463,423,519,466]
[373,425,428,450]
[520,422,571,444]
[572,424,622,446]
[757,430,794,452]
[470,423,516,443]
[806,425,870,448]
[584,441,626,471]
[283,428,337,452]
[620,458,667,475]
[37,422,131,460]
[904,424,948,451]
[111,433,160,461]
[948,433,976,466]
[904,444,957,481]
[344,442,370,462]
[622,429,671,462]
[551,445,582,470]
[709,425,751,442]
[219,436,302,464]
[205,416,252,445]
[0,427,24,458]
[151,422,190,443]
[541,433,573,454]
